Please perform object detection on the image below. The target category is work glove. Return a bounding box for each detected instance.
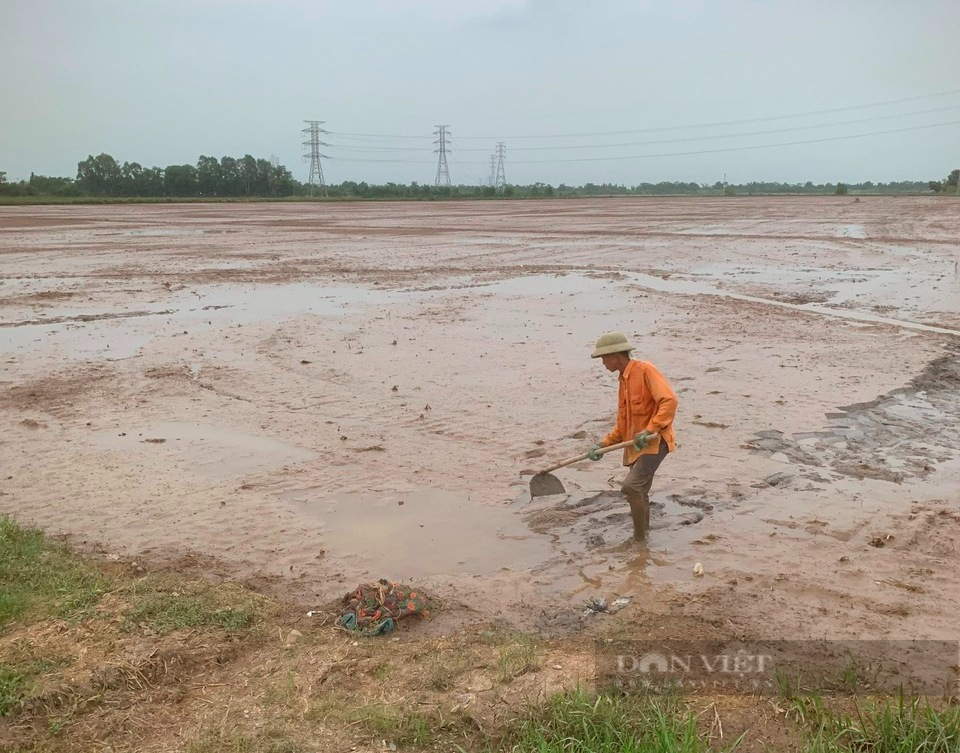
[586,444,603,461]
[633,431,655,451]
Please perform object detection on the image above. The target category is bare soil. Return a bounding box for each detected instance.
[2,197,960,646]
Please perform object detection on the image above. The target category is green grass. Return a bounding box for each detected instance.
[497,688,741,753]
[185,728,303,753]
[497,634,540,683]
[775,652,877,699]
[0,516,107,627]
[262,672,299,709]
[347,703,437,747]
[0,664,30,717]
[426,646,473,691]
[122,574,260,634]
[0,654,64,717]
[795,694,960,753]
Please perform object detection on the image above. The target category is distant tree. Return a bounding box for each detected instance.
[0,170,14,196]
[834,183,848,195]
[119,161,150,196]
[239,154,258,196]
[164,164,197,196]
[29,173,78,196]
[269,163,295,196]
[219,157,241,195]
[76,153,122,195]
[196,155,221,196]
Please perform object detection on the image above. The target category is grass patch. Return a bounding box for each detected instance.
[498,687,741,753]
[0,664,30,718]
[776,653,877,699]
[348,703,437,748]
[426,646,473,691]
[185,727,303,753]
[262,671,300,709]
[0,516,107,627]
[497,634,540,683]
[305,689,349,723]
[793,694,960,753]
[121,574,261,634]
[0,654,64,717]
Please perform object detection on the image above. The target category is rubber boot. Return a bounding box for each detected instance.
[625,490,649,540]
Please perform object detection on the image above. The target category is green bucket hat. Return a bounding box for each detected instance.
[591,331,634,358]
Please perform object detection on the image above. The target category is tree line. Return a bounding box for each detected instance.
[0,153,297,198]
[0,158,955,199]
[928,169,960,193]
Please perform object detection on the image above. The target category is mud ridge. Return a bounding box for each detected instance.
[745,345,960,482]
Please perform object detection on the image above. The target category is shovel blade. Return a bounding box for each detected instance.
[530,472,566,498]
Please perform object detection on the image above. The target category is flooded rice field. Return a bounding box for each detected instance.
[1,197,959,638]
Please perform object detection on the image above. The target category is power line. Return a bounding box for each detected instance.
[323,104,960,154]
[326,117,960,165]
[324,89,960,140]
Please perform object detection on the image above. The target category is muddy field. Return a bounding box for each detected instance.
[2,197,959,641]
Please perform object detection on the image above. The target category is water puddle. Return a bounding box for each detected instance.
[838,224,866,238]
[608,271,959,336]
[93,421,314,480]
[0,320,157,360]
[284,487,555,581]
[167,282,399,324]
[476,273,620,310]
[123,227,209,237]
[520,489,708,586]
[0,282,401,358]
[466,271,958,336]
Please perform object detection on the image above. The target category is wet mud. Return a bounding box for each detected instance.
[1,197,959,640]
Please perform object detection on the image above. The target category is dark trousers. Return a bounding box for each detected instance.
[620,438,669,538]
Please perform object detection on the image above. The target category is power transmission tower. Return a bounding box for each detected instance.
[488,154,496,187]
[433,125,451,187]
[302,120,330,196]
[494,142,506,190]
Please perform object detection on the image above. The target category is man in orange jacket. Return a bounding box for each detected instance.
[587,331,678,540]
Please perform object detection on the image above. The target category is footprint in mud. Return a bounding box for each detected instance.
[652,510,704,528]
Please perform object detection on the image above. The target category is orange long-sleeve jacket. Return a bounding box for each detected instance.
[601,359,678,466]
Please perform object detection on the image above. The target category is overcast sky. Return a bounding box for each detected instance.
[3,0,959,186]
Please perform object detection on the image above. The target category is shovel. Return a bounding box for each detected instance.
[529,435,659,497]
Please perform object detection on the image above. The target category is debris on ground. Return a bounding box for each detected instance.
[583,596,608,615]
[339,578,430,636]
[582,595,631,616]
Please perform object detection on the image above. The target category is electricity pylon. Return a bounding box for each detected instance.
[494,142,506,191]
[434,125,451,187]
[302,120,329,197]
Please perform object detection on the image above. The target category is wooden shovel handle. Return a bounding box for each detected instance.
[537,434,659,475]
